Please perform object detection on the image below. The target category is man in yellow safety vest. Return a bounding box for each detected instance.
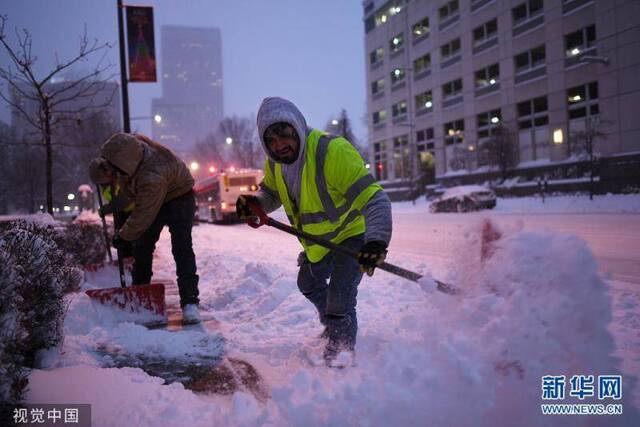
[236,97,392,366]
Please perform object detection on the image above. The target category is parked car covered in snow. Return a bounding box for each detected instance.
[429,185,497,213]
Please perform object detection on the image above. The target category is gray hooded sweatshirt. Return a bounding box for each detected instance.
[255,97,392,246]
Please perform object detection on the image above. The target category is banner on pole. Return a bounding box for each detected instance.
[126,6,157,82]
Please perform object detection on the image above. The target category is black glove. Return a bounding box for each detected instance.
[111,233,127,251]
[236,194,259,219]
[357,241,388,276]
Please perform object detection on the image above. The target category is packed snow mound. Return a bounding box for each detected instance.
[260,223,633,425]
[25,221,637,426]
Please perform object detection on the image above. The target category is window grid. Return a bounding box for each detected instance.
[412,16,430,39]
[517,96,548,129]
[567,81,599,120]
[389,33,405,54]
[477,109,502,139]
[443,78,463,99]
[514,45,546,73]
[475,63,500,88]
[473,18,498,45]
[444,119,465,145]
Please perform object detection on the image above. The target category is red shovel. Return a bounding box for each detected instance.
[85,189,166,318]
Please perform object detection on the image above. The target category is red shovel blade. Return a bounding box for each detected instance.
[85,283,166,317]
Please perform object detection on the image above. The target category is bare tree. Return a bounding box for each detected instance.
[483,124,516,183]
[448,146,470,172]
[325,108,367,160]
[218,115,262,169]
[0,15,116,214]
[192,132,226,171]
[570,116,607,200]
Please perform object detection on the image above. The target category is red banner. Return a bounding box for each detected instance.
[126,6,157,82]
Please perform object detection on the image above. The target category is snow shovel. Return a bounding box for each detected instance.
[85,205,166,318]
[245,201,459,295]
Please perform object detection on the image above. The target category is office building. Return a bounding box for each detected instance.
[363,0,640,192]
[152,25,224,157]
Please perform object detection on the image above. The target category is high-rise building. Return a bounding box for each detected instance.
[363,0,640,192]
[152,25,223,158]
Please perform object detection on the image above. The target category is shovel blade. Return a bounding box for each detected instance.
[85,283,166,317]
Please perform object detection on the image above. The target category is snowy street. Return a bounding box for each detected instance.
[25,196,640,426]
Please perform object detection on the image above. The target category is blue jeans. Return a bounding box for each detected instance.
[297,234,364,348]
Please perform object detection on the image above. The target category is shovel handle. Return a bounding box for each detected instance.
[245,201,458,295]
[96,185,113,263]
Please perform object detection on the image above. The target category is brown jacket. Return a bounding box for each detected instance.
[101,133,194,241]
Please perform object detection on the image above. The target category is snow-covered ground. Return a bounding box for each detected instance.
[24,195,640,426]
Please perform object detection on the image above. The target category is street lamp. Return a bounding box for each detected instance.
[190,161,199,171]
[225,137,233,145]
[153,114,162,124]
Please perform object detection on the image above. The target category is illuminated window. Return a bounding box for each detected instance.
[475,63,500,88]
[373,109,387,124]
[412,16,430,39]
[389,33,404,54]
[371,78,385,95]
[392,100,407,117]
[373,140,388,180]
[444,119,465,146]
[477,109,502,139]
[370,47,384,65]
[393,135,411,179]
[390,68,406,85]
[415,90,433,111]
[565,25,596,58]
[567,82,598,119]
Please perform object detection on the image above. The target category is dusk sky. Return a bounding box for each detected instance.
[0,0,367,142]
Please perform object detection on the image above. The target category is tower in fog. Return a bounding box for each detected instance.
[152,25,223,157]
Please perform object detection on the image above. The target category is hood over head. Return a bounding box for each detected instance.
[88,157,111,185]
[100,133,144,176]
[257,97,308,164]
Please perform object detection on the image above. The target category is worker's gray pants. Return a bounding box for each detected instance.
[297,234,364,349]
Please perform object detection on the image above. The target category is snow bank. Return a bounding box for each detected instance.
[394,193,640,214]
[493,193,640,214]
[25,219,638,426]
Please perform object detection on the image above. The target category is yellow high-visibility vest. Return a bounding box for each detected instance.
[262,129,382,262]
[102,184,135,213]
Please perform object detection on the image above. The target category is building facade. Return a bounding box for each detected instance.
[152,25,223,158]
[363,0,640,187]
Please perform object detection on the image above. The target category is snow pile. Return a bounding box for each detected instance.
[494,193,640,214]
[393,193,640,214]
[24,219,638,426]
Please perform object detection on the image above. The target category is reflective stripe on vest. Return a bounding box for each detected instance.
[265,130,381,262]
